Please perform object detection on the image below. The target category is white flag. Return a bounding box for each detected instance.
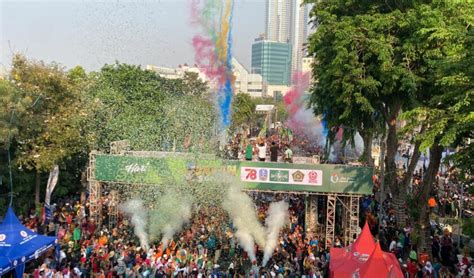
[45,165,59,206]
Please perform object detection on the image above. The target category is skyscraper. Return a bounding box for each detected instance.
[251,36,292,86]
[264,0,309,75]
[290,0,308,75]
[265,0,292,43]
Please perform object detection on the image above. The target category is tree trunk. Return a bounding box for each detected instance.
[384,103,403,225]
[385,120,399,195]
[402,140,422,190]
[360,130,374,166]
[417,142,443,254]
[35,170,41,207]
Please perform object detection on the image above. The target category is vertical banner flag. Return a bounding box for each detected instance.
[45,165,59,206]
[44,165,59,222]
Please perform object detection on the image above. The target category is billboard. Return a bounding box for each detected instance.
[93,154,373,195]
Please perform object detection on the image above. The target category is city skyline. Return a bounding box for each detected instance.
[263,0,310,76]
[0,0,270,72]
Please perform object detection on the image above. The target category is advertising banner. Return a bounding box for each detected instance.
[93,154,373,194]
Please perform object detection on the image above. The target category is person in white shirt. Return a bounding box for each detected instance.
[257,141,267,162]
[389,239,397,252]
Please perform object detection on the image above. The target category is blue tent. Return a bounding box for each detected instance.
[0,207,59,277]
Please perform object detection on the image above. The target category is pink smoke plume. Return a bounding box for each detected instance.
[192,36,226,84]
[283,72,310,114]
[283,72,326,150]
[283,72,312,135]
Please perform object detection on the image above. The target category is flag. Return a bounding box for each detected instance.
[45,165,59,206]
[44,165,59,223]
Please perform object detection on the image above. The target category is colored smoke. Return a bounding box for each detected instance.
[262,201,289,266]
[283,72,327,148]
[190,0,235,130]
[120,199,150,251]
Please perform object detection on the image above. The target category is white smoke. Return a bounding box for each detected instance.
[120,199,150,250]
[149,188,192,248]
[223,182,266,262]
[262,201,289,266]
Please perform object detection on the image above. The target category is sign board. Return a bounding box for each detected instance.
[255,105,275,112]
[93,154,373,194]
[292,156,320,165]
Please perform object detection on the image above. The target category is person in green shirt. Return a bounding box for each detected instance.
[245,142,254,161]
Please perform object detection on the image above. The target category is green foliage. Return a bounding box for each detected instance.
[230,93,288,133]
[231,93,255,130]
[463,218,474,238]
[468,186,474,196]
[9,55,88,172]
[84,62,215,152]
[306,0,473,180]
[180,72,209,97]
[0,79,32,147]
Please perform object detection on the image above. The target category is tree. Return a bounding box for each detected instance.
[400,3,473,251]
[181,71,209,97]
[5,55,88,206]
[306,1,473,231]
[231,93,256,131]
[84,62,215,152]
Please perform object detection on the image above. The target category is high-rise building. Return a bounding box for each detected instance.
[265,0,292,43]
[251,36,292,86]
[290,0,308,75]
[264,0,309,75]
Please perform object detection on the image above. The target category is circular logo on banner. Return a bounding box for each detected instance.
[330,173,340,183]
[259,169,268,181]
[13,260,17,266]
[0,234,6,241]
[20,230,28,237]
[308,171,319,183]
[21,257,26,263]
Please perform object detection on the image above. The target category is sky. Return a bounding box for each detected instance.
[0,0,265,72]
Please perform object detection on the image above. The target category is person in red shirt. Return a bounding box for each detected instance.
[407,259,419,278]
[87,219,97,235]
[419,248,430,266]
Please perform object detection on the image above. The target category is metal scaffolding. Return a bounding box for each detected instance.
[108,190,119,229]
[341,196,351,245]
[349,195,360,243]
[325,194,336,247]
[87,149,366,248]
[305,195,318,239]
[87,151,102,225]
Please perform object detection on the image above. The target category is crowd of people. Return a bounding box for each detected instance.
[17,176,472,277]
[223,129,324,164]
[17,192,333,277]
[5,129,472,278]
[367,165,474,277]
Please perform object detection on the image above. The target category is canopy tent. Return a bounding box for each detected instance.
[329,222,403,278]
[357,243,404,278]
[0,207,59,277]
[330,222,375,275]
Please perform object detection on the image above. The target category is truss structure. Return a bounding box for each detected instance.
[349,195,360,244]
[305,195,318,239]
[88,149,364,247]
[108,190,119,229]
[325,194,336,247]
[87,151,102,225]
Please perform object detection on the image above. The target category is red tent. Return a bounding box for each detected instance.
[329,222,403,278]
[329,221,375,276]
[351,221,376,255]
[357,243,404,278]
